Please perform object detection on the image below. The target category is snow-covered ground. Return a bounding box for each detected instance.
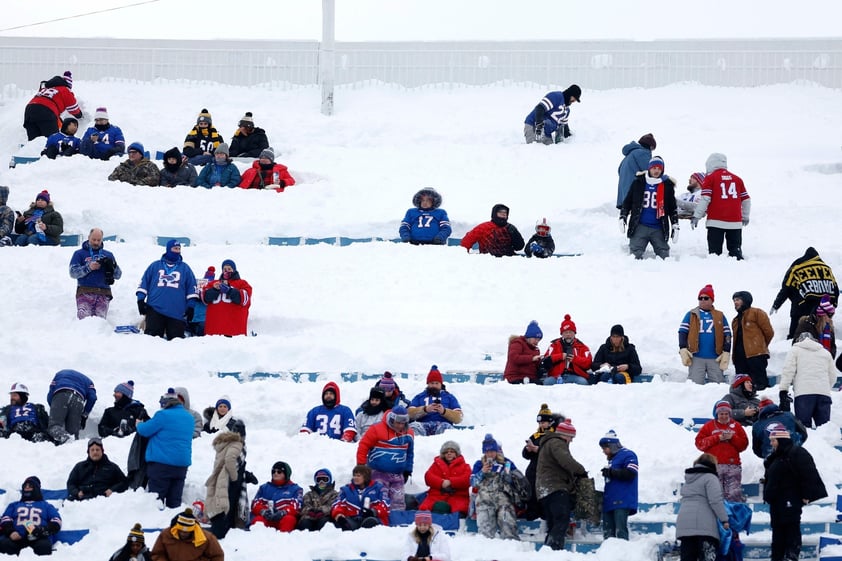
[0,4,841,560]
[0,76,840,561]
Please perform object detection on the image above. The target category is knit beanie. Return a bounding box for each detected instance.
[114,381,134,399]
[556,419,576,438]
[36,190,50,203]
[598,429,620,447]
[94,107,109,120]
[127,523,145,544]
[214,142,229,156]
[196,108,212,125]
[427,365,443,384]
[481,433,500,453]
[440,440,461,455]
[817,295,835,317]
[698,284,715,302]
[239,111,255,127]
[63,70,73,88]
[638,133,656,150]
[272,461,292,479]
[259,147,275,162]
[524,320,543,339]
[648,155,665,171]
[610,324,625,337]
[731,374,751,389]
[215,397,231,410]
[714,400,732,417]
[378,372,397,392]
[204,266,216,281]
[415,511,433,525]
[536,403,554,423]
[560,314,577,333]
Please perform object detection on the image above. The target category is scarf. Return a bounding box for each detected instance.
[209,410,233,433]
[645,174,666,219]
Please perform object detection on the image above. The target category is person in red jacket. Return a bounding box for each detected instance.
[460,204,525,257]
[418,440,471,515]
[238,147,295,192]
[695,400,748,502]
[691,153,751,260]
[202,259,252,337]
[543,314,593,384]
[504,320,544,384]
[23,71,83,140]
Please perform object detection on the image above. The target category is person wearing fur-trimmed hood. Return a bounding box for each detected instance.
[159,147,197,187]
[399,187,452,245]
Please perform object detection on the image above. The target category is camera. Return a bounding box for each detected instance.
[98,256,116,285]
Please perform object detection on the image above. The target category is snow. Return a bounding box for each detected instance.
[1,5,842,561]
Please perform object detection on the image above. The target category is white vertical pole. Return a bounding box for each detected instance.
[320,0,335,116]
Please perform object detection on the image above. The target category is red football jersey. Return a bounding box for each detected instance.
[700,169,750,223]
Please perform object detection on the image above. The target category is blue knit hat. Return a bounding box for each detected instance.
[598,429,620,447]
[216,397,231,410]
[524,320,543,339]
[648,156,665,171]
[128,141,145,154]
[114,380,134,399]
[221,259,237,272]
[482,433,500,453]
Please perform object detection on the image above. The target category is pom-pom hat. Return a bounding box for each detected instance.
[427,365,443,384]
[536,403,554,423]
[698,284,715,302]
[560,314,577,333]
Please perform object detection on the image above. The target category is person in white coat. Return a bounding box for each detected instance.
[402,511,451,561]
[779,331,836,428]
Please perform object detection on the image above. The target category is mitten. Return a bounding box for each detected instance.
[361,508,375,519]
[259,508,272,519]
[717,351,730,371]
[269,509,286,521]
[779,390,791,412]
[671,224,680,242]
[80,414,88,430]
[690,217,699,230]
[679,348,693,367]
[137,300,147,315]
[601,467,612,478]
[403,471,412,483]
[742,217,749,226]
[219,283,230,294]
[619,217,626,234]
[529,241,543,255]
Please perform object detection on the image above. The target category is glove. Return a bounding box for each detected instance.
[403,471,412,483]
[779,390,792,412]
[361,508,375,519]
[185,306,194,323]
[671,224,680,243]
[717,351,730,371]
[259,508,273,519]
[30,526,48,539]
[769,306,778,315]
[80,414,88,430]
[690,217,699,230]
[269,509,286,521]
[529,241,543,256]
[137,300,147,315]
[534,122,544,140]
[619,217,627,234]
[601,467,612,478]
[679,348,693,367]
[219,283,230,294]
[742,217,749,226]
[245,471,258,485]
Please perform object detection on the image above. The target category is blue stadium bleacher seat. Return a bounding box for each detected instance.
[156,236,191,247]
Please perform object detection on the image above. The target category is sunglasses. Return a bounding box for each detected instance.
[698,296,711,301]
[272,469,285,474]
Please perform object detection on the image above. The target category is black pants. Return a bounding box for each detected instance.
[706,227,743,259]
[0,534,53,556]
[297,517,329,531]
[144,307,186,339]
[23,104,59,141]
[771,520,801,561]
[540,490,572,551]
[679,535,718,561]
[733,354,770,390]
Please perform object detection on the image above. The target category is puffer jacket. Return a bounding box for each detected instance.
[779,336,837,397]
[503,335,540,383]
[695,419,748,465]
[419,453,471,514]
[675,464,728,540]
[204,431,244,519]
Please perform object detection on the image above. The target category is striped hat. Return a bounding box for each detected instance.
[63,71,73,88]
[415,511,433,525]
[690,172,706,185]
[127,523,145,544]
[556,419,576,438]
[766,422,790,439]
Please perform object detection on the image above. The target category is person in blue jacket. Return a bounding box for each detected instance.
[407,366,464,436]
[47,369,97,444]
[523,84,581,145]
[69,228,122,320]
[136,239,199,340]
[616,133,656,208]
[135,388,195,508]
[0,476,62,556]
[331,465,391,530]
[42,117,80,159]
[196,143,242,188]
[80,107,125,160]
[598,430,639,540]
[399,188,452,245]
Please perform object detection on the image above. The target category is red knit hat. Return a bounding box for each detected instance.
[427,365,443,384]
[698,284,715,302]
[556,418,576,438]
[560,314,577,333]
[731,374,751,389]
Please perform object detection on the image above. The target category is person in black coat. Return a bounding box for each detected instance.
[229,112,269,158]
[762,424,827,561]
[770,247,838,340]
[592,324,642,384]
[521,404,558,520]
[619,156,679,260]
[66,437,129,500]
[98,381,150,438]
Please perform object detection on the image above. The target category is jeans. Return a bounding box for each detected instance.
[603,508,630,539]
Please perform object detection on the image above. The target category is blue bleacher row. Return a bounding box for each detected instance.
[2,486,840,557]
[54,233,583,254]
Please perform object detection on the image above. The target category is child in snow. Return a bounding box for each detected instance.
[524,218,555,258]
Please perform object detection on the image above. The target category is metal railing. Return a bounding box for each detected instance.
[1,37,840,96]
